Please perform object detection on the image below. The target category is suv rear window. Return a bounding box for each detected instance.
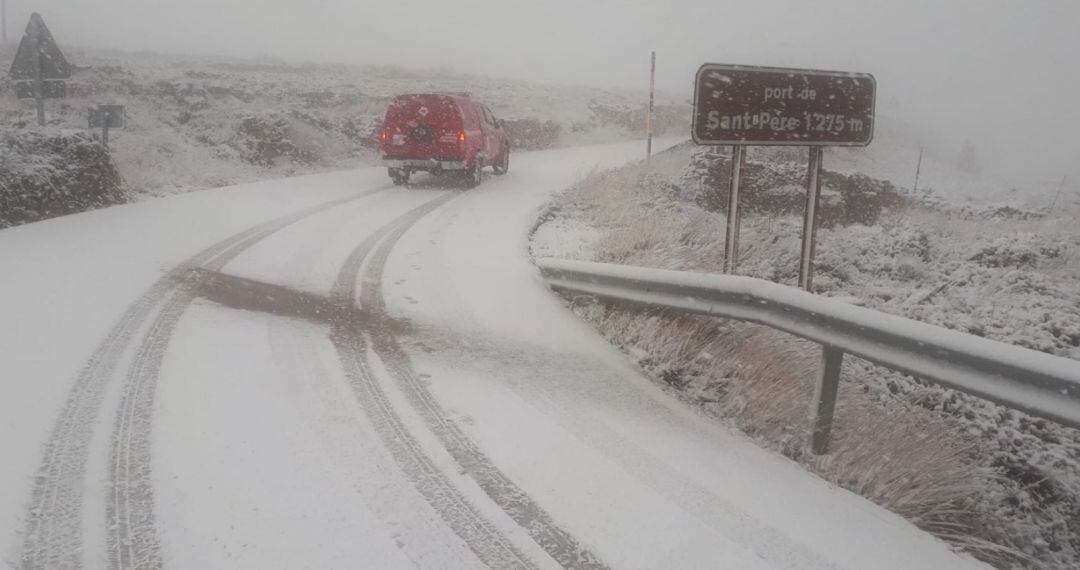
[385,95,463,130]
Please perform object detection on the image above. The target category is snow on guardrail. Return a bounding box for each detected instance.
[536,257,1080,453]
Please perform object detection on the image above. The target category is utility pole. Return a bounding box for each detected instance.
[1047,175,1068,214]
[646,51,655,161]
[912,147,923,193]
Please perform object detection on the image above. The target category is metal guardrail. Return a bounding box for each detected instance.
[537,258,1080,454]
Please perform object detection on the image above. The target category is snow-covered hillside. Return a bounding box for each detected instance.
[533,141,1080,569]
[0,46,688,199]
[825,118,1080,215]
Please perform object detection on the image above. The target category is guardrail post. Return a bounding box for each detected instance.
[811,346,843,454]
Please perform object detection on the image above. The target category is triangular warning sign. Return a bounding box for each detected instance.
[8,13,70,81]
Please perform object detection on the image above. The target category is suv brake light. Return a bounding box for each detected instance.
[379,130,389,141]
[438,131,468,144]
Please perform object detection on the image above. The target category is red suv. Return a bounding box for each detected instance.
[379,93,510,187]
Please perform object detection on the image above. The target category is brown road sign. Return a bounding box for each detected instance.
[692,63,875,146]
[9,13,70,81]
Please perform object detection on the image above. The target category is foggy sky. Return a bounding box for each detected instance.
[6,0,1079,182]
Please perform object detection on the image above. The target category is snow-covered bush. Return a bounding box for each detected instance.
[0,130,125,228]
[682,147,908,227]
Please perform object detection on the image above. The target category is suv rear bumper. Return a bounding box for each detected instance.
[384,158,468,171]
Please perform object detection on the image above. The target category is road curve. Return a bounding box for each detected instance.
[0,140,986,569]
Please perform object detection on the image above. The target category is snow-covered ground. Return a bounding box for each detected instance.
[531,141,1080,568]
[0,140,988,569]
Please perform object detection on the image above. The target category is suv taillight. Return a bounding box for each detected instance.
[380,130,389,141]
[438,131,468,144]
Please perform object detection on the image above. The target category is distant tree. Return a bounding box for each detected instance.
[957,139,980,174]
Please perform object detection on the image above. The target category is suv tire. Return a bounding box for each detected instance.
[389,168,409,186]
[493,148,509,175]
[462,165,482,188]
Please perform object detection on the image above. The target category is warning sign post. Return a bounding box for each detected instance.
[8,13,71,126]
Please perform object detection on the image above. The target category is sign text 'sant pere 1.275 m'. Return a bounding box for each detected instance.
[692,63,876,146]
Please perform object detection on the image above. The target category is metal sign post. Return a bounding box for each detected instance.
[690,62,876,455]
[799,147,824,289]
[34,35,45,125]
[646,51,656,162]
[723,145,746,273]
[9,13,71,126]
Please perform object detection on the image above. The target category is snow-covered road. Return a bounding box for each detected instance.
[1,140,984,569]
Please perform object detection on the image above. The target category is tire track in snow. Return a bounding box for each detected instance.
[107,289,191,570]
[329,193,539,569]
[333,329,536,570]
[413,333,839,570]
[19,187,386,570]
[263,201,485,569]
[20,221,278,570]
[333,196,609,570]
[266,323,487,569]
[106,189,397,570]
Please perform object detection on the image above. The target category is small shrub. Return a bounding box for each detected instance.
[235,115,316,166]
[502,118,561,150]
[970,237,1042,269]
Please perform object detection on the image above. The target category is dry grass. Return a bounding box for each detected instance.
[551,151,1039,567]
